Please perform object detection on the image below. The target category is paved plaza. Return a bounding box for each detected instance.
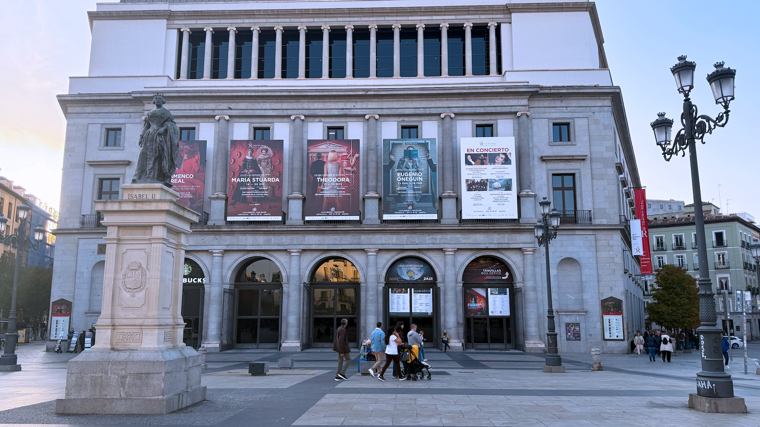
[2,342,760,426]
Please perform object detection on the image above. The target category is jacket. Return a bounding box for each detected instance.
[408,331,423,348]
[634,336,644,345]
[370,328,386,352]
[332,325,350,354]
[722,337,730,352]
[660,334,674,352]
[645,336,658,348]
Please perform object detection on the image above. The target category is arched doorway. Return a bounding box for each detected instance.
[463,256,514,349]
[233,257,283,348]
[308,258,360,348]
[384,257,439,347]
[182,259,205,349]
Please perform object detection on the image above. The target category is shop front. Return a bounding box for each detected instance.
[181,259,205,349]
[233,257,283,349]
[307,258,360,348]
[384,257,439,347]
[463,256,515,349]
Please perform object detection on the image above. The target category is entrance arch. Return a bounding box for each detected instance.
[233,257,283,348]
[308,257,360,348]
[462,256,514,349]
[182,258,206,349]
[384,257,439,348]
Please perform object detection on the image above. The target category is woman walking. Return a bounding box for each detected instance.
[660,331,674,363]
[634,332,644,355]
[378,327,406,382]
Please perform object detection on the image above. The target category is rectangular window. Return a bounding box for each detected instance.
[673,234,685,249]
[648,204,651,208]
[0,197,4,217]
[714,231,726,247]
[353,28,370,78]
[675,255,685,268]
[104,128,122,147]
[399,28,417,77]
[656,256,665,269]
[693,253,699,268]
[471,25,488,76]
[376,28,394,78]
[327,127,344,140]
[551,174,576,216]
[211,31,229,79]
[401,126,418,139]
[98,178,120,200]
[692,232,697,248]
[447,27,465,76]
[187,31,206,79]
[282,29,299,79]
[258,29,277,79]
[7,202,12,222]
[423,27,441,77]
[716,252,728,266]
[476,124,493,138]
[306,29,323,78]
[329,29,347,78]
[235,29,253,79]
[180,128,196,140]
[654,235,665,250]
[552,123,571,142]
[254,128,271,140]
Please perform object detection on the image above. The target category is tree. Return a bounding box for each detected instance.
[646,264,700,331]
[0,251,53,325]
[0,251,16,317]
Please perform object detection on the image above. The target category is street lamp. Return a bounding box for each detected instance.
[535,197,562,371]
[0,204,45,372]
[650,55,736,400]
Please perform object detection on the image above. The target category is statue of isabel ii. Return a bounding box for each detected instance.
[132,94,179,188]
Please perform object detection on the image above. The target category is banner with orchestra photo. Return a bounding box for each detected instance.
[460,137,517,219]
[226,140,284,221]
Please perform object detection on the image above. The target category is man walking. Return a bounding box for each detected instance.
[369,322,385,378]
[407,324,426,362]
[441,330,451,352]
[332,318,351,381]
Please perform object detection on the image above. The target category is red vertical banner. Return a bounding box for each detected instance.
[634,189,653,275]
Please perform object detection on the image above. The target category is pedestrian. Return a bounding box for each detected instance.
[378,326,405,382]
[721,333,730,367]
[332,318,351,381]
[76,330,86,353]
[654,330,662,356]
[660,330,673,363]
[645,333,658,361]
[634,332,644,355]
[418,330,427,361]
[40,322,47,340]
[67,328,75,353]
[369,322,385,378]
[393,321,405,378]
[407,324,425,362]
[441,330,451,352]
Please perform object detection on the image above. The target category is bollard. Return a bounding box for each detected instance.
[591,347,603,371]
[198,346,207,370]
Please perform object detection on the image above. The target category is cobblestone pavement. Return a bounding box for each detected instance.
[1,342,760,426]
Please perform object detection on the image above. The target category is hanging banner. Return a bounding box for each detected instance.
[172,140,207,213]
[305,140,361,220]
[634,189,653,274]
[630,219,643,256]
[382,138,438,220]
[226,140,284,221]
[460,137,517,219]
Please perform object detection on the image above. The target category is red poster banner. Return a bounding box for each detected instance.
[226,140,284,221]
[172,140,207,213]
[634,189,653,275]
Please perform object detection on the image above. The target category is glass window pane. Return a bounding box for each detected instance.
[101,179,111,193]
[282,29,299,79]
[553,190,564,212]
[563,175,574,187]
[552,175,562,188]
[259,318,280,343]
[313,317,334,342]
[489,318,505,343]
[399,28,417,77]
[561,125,569,141]
[235,30,253,79]
[306,29,323,78]
[260,289,281,316]
[376,28,394,78]
[259,30,276,79]
[345,317,357,343]
[314,289,335,315]
[423,31,441,77]
[553,125,560,142]
[336,288,356,315]
[329,29,347,78]
[311,258,360,282]
[188,31,206,79]
[472,318,488,343]
[237,258,282,283]
[237,289,259,316]
[236,319,258,343]
[564,191,575,210]
[211,31,229,79]
[353,28,370,78]
[471,26,487,76]
[447,28,465,76]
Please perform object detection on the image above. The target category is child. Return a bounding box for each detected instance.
[418,330,427,361]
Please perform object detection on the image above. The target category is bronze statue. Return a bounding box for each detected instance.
[132,94,179,188]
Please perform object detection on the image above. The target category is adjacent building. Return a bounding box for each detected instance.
[0,177,29,263]
[49,0,645,353]
[646,198,685,220]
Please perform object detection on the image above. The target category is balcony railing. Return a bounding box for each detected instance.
[673,243,686,250]
[715,262,730,270]
[81,213,105,228]
[557,210,592,224]
[713,240,728,248]
[653,243,667,252]
[741,241,747,248]
[693,263,699,271]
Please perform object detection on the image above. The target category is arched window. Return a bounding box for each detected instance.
[236,258,282,283]
[311,258,360,283]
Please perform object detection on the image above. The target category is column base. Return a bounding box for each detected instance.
[202,342,222,353]
[525,340,546,353]
[688,394,747,413]
[364,193,380,224]
[543,365,566,373]
[208,194,227,226]
[280,341,302,352]
[0,364,21,372]
[441,193,458,224]
[287,194,304,225]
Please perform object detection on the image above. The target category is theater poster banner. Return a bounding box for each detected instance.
[305,139,360,220]
[460,137,517,219]
[226,140,284,221]
[634,189,653,274]
[382,138,438,220]
[172,140,207,213]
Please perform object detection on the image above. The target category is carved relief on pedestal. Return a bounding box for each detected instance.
[119,261,148,309]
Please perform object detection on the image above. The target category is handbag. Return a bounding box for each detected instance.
[400,351,410,362]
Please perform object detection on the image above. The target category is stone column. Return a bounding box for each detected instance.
[443,248,462,350]
[488,22,498,76]
[226,27,237,80]
[321,26,330,79]
[522,247,544,352]
[205,250,225,352]
[287,115,305,225]
[392,24,401,78]
[250,27,260,79]
[274,26,283,79]
[209,115,230,226]
[440,113,457,224]
[203,27,214,80]
[345,25,354,78]
[416,24,425,77]
[364,114,380,224]
[517,111,537,223]
[298,26,307,79]
[365,249,379,339]
[282,249,302,350]
[179,28,191,79]
[440,24,449,77]
[464,23,473,76]
[369,25,377,78]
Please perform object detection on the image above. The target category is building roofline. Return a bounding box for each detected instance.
[649,214,760,234]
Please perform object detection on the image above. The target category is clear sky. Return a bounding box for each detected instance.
[0,0,757,218]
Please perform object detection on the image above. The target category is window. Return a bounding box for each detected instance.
[648,204,651,209]
[401,126,418,139]
[674,255,686,268]
[282,29,300,79]
[0,197,4,217]
[552,123,570,142]
[254,128,271,140]
[660,205,663,209]
[187,31,206,79]
[329,28,347,78]
[471,25,490,76]
[98,178,120,200]
[104,128,122,147]
[399,28,417,77]
[376,28,394,78]
[353,28,370,78]
[552,174,576,217]
[678,205,683,210]
[654,235,665,251]
[234,29,253,79]
[305,29,323,78]
[673,234,685,249]
[476,124,493,138]
[327,127,344,140]
[423,27,441,76]
[714,231,726,247]
[717,276,730,292]
[693,253,699,269]
[211,31,229,79]
[716,252,728,266]
[655,256,665,269]
[447,27,465,76]
[258,29,277,79]
[180,128,196,140]
[6,202,12,222]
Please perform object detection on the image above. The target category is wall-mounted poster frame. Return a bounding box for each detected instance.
[601,297,624,341]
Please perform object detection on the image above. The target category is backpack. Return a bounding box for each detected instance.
[662,337,668,345]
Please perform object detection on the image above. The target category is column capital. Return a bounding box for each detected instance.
[298,25,308,31]
[368,24,378,30]
[290,114,305,121]
[443,248,457,255]
[251,26,261,32]
[521,247,537,255]
[488,22,498,28]
[227,27,237,33]
[288,249,302,256]
[274,26,283,31]
[321,25,331,31]
[210,250,225,257]
[204,27,214,33]
[463,23,473,28]
[181,28,192,33]
[416,23,425,29]
[440,113,456,119]
[365,249,379,255]
[215,115,230,121]
[392,24,402,29]
[345,25,354,30]
[365,114,379,120]
[440,23,449,29]
[516,111,531,117]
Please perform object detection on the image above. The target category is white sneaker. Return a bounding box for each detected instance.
[369,368,376,378]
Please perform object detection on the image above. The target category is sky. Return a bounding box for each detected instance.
[0,0,757,217]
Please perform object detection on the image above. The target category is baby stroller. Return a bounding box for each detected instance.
[401,344,431,381]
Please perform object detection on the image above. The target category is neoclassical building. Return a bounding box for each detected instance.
[49,0,645,353]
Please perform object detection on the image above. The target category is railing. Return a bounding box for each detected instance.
[673,243,686,250]
[713,240,728,248]
[81,213,105,228]
[741,241,746,248]
[715,262,730,270]
[693,263,699,271]
[557,210,592,224]
[653,243,667,252]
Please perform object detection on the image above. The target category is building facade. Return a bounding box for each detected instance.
[25,195,58,269]
[646,198,685,220]
[49,0,644,353]
[0,177,32,265]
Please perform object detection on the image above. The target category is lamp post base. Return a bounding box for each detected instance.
[688,394,747,413]
[542,365,566,373]
[0,364,21,372]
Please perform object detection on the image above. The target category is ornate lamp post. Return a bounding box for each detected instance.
[0,204,46,371]
[650,56,737,400]
[534,197,562,371]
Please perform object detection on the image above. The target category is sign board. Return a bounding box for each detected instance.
[226,140,284,221]
[382,139,438,219]
[465,288,487,316]
[305,139,361,220]
[172,140,207,213]
[488,288,510,316]
[412,288,433,315]
[50,299,71,341]
[565,323,581,341]
[389,288,410,314]
[634,189,653,274]
[460,137,517,219]
[601,297,624,340]
[630,219,643,256]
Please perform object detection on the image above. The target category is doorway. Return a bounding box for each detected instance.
[384,257,439,347]
[182,259,205,349]
[233,257,283,349]
[463,257,515,349]
[309,258,360,348]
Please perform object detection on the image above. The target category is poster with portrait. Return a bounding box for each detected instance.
[565,323,581,341]
[488,288,510,316]
[389,288,410,315]
[226,140,284,221]
[382,138,438,220]
[172,140,207,213]
[465,288,487,316]
[460,137,517,219]
[305,139,360,220]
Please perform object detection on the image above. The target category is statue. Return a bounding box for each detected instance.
[132,94,179,188]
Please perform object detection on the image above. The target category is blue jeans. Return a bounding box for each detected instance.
[419,346,426,360]
[648,347,656,360]
[723,351,729,366]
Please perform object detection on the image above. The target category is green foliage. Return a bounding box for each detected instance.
[0,251,53,324]
[646,264,700,330]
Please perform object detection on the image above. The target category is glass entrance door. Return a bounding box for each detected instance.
[234,287,282,348]
[462,257,515,350]
[181,285,204,349]
[311,285,359,347]
[386,286,438,348]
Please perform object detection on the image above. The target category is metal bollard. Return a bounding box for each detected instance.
[591,347,603,371]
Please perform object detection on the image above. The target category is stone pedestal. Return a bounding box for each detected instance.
[518,191,537,224]
[56,184,205,415]
[688,394,747,413]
